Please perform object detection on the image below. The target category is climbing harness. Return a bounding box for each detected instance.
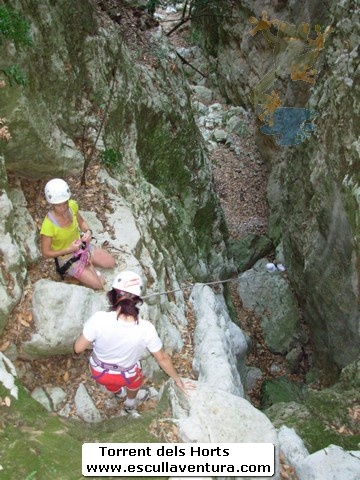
[54,255,80,279]
[55,241,90,280]
[90,351,140,384]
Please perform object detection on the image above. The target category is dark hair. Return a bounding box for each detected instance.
[107,289,143,323]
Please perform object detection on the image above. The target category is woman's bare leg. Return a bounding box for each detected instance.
[76,266,106,290]
[91,247,116,269]
[125,388,139,400]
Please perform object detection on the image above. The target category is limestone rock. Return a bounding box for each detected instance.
[47,386,67,411]
[22,279,107,357]
[237,259,301,353]
[8,181,41,265]
[31,386,68,412]
[0,159,29,334]
[193,0,360,375]
[170,381,280,480]
[228,234,273,272]
[0,353,18,399]
[243,366,263,392]
[277,425,309,468]
[74,383,102,423]
[31,387,52,412]
[295,444,360,480]
[338,357,360,389]
[261,377,305,409]
[190,85,214,104]
[265,358,360,453]
[190,284,246,397]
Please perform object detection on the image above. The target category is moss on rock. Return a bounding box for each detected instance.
[0,379,169,479]
[265,358,360,453]
[261,377,305,409]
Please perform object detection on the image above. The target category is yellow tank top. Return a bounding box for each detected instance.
[40,199,80,252]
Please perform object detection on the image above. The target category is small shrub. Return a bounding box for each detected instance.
[0,5,32,46]
[1,64,28,86]
[99,148,122,171]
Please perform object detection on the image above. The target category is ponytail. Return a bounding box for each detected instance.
[107,288,143,323]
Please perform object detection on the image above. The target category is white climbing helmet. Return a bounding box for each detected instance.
[112,271,143,296]
[44,178,71,204]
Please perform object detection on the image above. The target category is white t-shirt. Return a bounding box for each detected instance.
[83,311,162,370]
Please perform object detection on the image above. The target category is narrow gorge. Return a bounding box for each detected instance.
[0,1,359,479]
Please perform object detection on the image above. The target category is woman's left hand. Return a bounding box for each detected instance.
[175,379,196,393]
[82,230,92,243]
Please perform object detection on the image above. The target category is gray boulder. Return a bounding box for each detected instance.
[228,234,273,272]
[190,85,214,104]
[295,444,360,480]
[31,386,67,412]
[265,357,360,455]
[169,381,280,480]
[21,279,107,357]
[74,383,102,423]
[0,352,18,399]
[237,259,301,353]
[8,180,41,265]
[277,425,309,468]
[0,159,37,334]
[190,284,247,397]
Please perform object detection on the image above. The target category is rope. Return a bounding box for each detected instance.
[141,277,238,300]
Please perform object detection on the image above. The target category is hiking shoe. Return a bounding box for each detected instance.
[124,388,150,413]
[115,387,126,399]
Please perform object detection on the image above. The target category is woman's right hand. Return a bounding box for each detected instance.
[68,239,82,253]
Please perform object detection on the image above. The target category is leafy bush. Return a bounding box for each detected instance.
[1,64,28,86]
[0,5,32,46]
[99,149,122,171]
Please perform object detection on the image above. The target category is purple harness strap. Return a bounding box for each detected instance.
[90,352,137,372]
[90,352,139,384]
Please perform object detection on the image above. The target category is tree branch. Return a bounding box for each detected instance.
[175,51,207,78]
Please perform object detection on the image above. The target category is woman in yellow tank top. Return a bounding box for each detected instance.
[40,178,115,289]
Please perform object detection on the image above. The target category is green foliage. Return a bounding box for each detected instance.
[1,63,28,86]
[190,0,222,15]
[89,90,106,109]
[0,5,32,46]
[99,148,122,171]
[0,7,31,89]
[146,0,161,15]
[25,472,38,480]
[189,26,202,45]
[192,0,213,8]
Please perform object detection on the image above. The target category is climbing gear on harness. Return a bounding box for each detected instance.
[91,351,137,372]
[90,352,139,382]
[112,271,142,296]
[54,242,89,280]
[54,255,80,279]
[44,178,71,204]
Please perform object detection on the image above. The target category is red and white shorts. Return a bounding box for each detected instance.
[89,363,143,393]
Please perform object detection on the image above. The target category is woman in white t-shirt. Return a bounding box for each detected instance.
[74,271,194,412]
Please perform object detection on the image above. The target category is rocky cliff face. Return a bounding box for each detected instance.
[0,0,233,330]
[193,0,360,373]
[282,0,360,371]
